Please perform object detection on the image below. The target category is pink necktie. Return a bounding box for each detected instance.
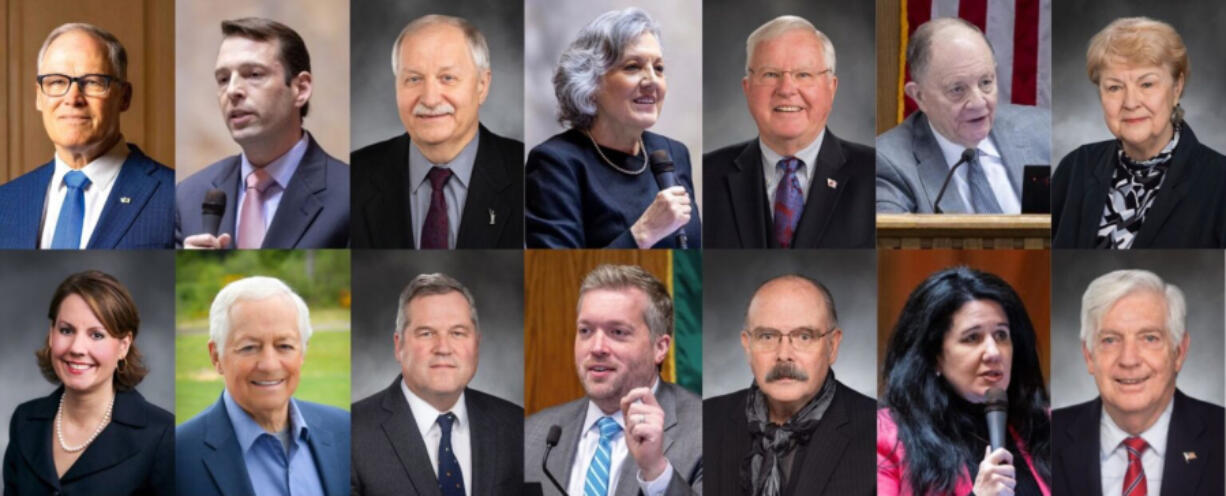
[238,169,272,249]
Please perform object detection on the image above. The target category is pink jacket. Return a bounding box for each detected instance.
[877,408,1051,496]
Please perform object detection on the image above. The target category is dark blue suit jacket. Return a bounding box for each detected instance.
[526,128,701,248]
[175,134,350,248]
[3,387,174,496]
[0,145,174,249]
[175,394,350,496]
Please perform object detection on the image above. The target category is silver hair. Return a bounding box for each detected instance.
[37,22,128,81]
[1080,269,1186,352]
[208,276,313,358]
[744,16,837,75]
[553,7,662,130]
[577,264,672,339]
[391,14,491,76]
[906,17,994,82]
[394,273,480,336]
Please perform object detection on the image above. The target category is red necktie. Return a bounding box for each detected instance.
[421,167,453,249]
[1123,436,1148,496]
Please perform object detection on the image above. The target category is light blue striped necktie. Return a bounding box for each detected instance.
[51,170,91,249]
[584,416,622,496]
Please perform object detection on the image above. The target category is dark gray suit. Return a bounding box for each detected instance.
[351,377,524,496]
[875,104,1050,213]
[525,381,702,496]
[175,134,350,248]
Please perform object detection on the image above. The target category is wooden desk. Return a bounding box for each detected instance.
[877,214,1051,249]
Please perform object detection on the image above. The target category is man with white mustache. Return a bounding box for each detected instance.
[1052,269,1223,495]
[705,16,876,249]
[176,18,350,249]
[352,14,523,249]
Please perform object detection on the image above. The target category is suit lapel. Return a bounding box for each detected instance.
[201,397,257,496]
[785,384,850,495]
[14,393,60,489]
[208,157,242,238]
[989,121,1025,197]
[264,138,327,248]
[911,114,969,213]
[88,147,161,249]
[467,390,496,496]
[1132,130,1197,248]
[302,404,346,496]
[61,391,146,483]
[380,379,443,496]
[8,162,54,248]
[793,131,849,247]
[613,384,680,496]
[1061,398,1103,496]
[725,141,771,248]
[456,125,510,249]
[361,134,416,248]
[1077,147,1113,247]
[1160,391,1210,495]
[552,400,589,495]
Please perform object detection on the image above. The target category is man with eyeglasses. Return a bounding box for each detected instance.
[703,274,875,496]
[0,23,174,249]
[704,16,875,249]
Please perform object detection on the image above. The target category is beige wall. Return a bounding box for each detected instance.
[174,0,349,182]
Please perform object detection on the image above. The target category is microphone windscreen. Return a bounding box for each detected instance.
[985,387,1008,412]
[203,189,226,213]
[961,148,977,164]
[649,149,675,174]
[546,425,562,447]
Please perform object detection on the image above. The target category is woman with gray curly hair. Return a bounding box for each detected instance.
[525,7,701,249]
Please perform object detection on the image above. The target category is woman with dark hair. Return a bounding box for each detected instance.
[3,270,173,495]
[878,267,1050,496]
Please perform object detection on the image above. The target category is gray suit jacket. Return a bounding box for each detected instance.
[875,103,1050,213]
[525,381,702,496]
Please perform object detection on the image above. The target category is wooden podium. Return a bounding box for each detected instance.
[877,214,1050,249]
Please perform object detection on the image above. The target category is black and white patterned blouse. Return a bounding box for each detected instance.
[1096,125,1181,249]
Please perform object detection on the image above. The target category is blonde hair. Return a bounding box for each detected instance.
[1086,17,1187,87]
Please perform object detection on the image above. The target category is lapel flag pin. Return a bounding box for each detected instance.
[1184,451,1197,462]
[827,178,838,189]
[489,209,496,225]
[120,196,131,204]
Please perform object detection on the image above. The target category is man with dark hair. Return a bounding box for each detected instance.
[176,17,349,249]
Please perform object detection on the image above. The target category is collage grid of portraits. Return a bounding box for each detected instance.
[1,0,1225,495]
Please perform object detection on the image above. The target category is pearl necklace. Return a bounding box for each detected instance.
[584,130,648,175]
[56,392,114,453]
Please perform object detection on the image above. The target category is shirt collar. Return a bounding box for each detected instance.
[51,136,129,192]
[582,376,660,435]
[223,388,310,452]
[759,128,825,175]
[927,120,1000,168]
[240,131,310,190]
[409,130,480,192]
[401,377,469,435]
[1099,396,1174,461]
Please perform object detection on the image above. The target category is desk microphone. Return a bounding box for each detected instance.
[648,149,688,249]
[932,148,977,213]
[202,189,227,236]
[542,425,569,496]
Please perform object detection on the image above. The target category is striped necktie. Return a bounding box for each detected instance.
[584,416,622,496]
[50,170,91,249]
[1122,436,1148,496]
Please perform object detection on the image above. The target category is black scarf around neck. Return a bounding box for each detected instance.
[740,370,837,496]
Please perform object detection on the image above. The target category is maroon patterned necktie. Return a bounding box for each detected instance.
[421,167,452,249]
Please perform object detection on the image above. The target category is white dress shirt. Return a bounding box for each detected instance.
[401,380,472,496]
[929,122,1021,213]
[566,379,672,496]
[1099,397,1173,495]
[235,132,309,238]
[40,138,129,249]
[760,129,825,208]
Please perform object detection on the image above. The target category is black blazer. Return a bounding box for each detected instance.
[1052,389,1224,496]
[702,379,876,495]
[702,130,875,248]
[1052,125,1226,248]
[3,388,174,496]
[350,377,524,496]
[351,125,524,249]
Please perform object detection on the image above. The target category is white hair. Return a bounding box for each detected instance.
[38,22,128,81]
[391,14,491,76]
[209,276,312,357]
[1080,269,1186,352]
[744,15,836,75]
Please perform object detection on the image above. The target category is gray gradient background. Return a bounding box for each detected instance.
[525,0,703,206]
[702,0,875,152]
[1052,0,1226,163]
[1050,251,1224,409]
[350,0,525,151]
[702,250,877,400]
[350,251,524,406]
[0,251,174,450]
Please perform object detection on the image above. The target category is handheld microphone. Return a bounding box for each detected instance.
[543,425,569,496]
[984,387,1008,452]
[648,149,688,249]
[932,148,977,213]
[202,189,227,236]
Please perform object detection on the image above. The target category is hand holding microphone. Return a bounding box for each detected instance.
[974,387,1015,496]
[631,150,692,249]
[184,189,231,249]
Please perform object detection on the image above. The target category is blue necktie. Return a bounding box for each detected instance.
[772,157,804,247]
[437,413,465,496]
[966,151,1003,213]
[584,416,622,496]
[51,170,91,249]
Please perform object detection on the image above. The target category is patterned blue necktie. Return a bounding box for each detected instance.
[51,170,91,249]
[772,157,804,247]
[437,413,466,496]
[584,416,622,496]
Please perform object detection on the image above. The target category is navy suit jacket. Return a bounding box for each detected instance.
[703,130,875,248]
[350,377,524,496]
[175,394,350,496]
[0,144,174,249]
[175,134,350,248]
[351,124,524,249]
[3,388,174,496]
[1052,390,1224,496]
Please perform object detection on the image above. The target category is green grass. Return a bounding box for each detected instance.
[175,329,351,425]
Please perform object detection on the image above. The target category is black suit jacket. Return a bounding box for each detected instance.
[3,388,174,496]
[1052,389,1224,496]
[702,379,876,495]
[351,125,524,248]
[350,377,524,496]
[1052,125,1226,248]
[703,130,875,248]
